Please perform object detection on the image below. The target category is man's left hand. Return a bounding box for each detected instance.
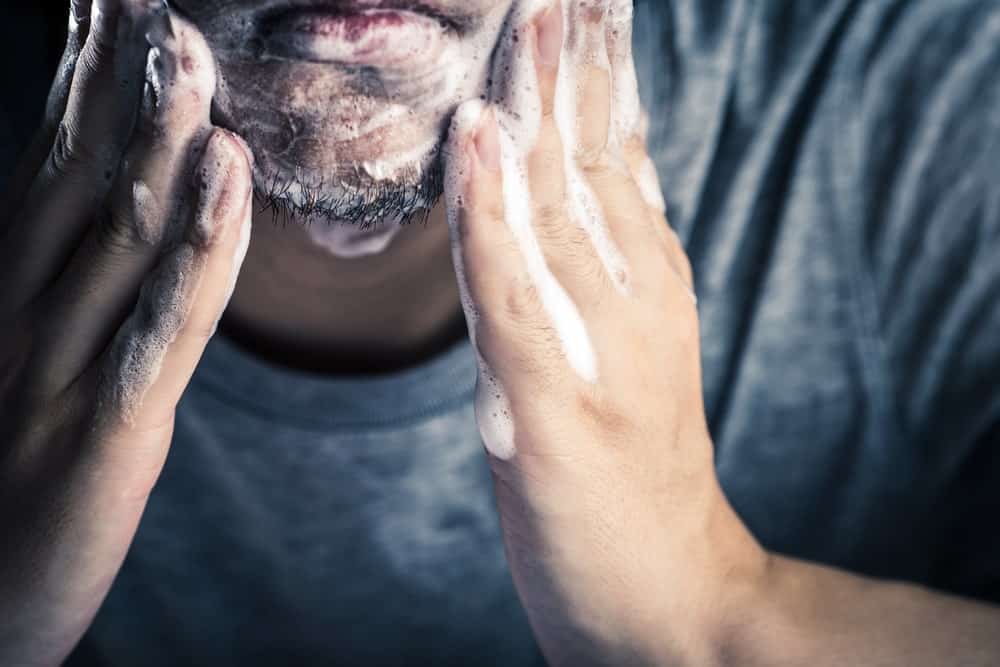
[444,1,766,664]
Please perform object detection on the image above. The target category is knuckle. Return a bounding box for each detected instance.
[474,193,505,224]
[95,205,143,256]
[78,24,118,77]
[580,156,617,183]
[532,201,566,233]
[48,119,112,187]
[48,121,90,176]
[502,273,546,326]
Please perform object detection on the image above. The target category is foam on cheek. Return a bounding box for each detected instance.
[216,188,253,336]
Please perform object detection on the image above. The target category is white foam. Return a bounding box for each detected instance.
[131,179,163,245]
[636,154,667,213]
[306,220,401,259]
[215,186,253,336]
[103,245,202,424]
[445,100,516,461]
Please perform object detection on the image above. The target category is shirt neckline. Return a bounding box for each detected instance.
[193,330,479,430]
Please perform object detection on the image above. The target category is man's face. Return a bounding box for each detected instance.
[172,0,514,225]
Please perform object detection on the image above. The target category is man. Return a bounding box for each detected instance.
[0,0,998,665]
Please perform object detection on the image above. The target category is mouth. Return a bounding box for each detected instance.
[259,1,465,68]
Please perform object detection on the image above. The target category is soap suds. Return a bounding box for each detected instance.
[446,101,517,461]
[636,154,667,213]
[209,4,511,247]
[214,187,253,337]
[446,0,639,460]
[131,180,163,245]
[101,246,202,424]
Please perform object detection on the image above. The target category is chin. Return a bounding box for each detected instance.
[175,0,513,255]
[195,0,511,221]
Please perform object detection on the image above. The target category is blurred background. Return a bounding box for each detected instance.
[0,2,73,183]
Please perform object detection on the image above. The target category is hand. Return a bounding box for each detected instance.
[444,1,764,664]
[0,2,253,663]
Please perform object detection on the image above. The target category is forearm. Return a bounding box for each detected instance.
[721,553,1000,666]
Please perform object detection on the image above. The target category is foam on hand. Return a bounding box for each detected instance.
[132,180,163,245]
[446,0,641,460]
[101,11,228,424]
[445,101,517,461]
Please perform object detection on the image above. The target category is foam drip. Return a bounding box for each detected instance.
[446,101,517,461]
[445,0,642,459]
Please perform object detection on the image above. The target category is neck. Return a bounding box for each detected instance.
[220,198,468,376]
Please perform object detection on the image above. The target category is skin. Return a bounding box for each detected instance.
[0,1,998,666]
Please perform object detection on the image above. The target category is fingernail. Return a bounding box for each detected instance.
[224,130,256,176]
[535,1,563,68]
[474,107,502,173]
[193,130,243,244]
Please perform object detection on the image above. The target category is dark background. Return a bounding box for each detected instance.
[1,3,91,182]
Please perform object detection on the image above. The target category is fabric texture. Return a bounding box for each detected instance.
[0,0,996,664]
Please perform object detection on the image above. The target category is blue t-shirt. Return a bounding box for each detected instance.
[1,0,997,664]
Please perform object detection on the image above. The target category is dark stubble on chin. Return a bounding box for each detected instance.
[251,139,448,232]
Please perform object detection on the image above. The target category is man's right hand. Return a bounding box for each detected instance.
[0,2,254,663]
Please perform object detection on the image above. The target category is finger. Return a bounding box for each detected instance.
[570,5,679,309]
[622,135,693,293]
[526,4,615,309]
[570,2,613,167]
[91,127,254,434]
[447,102,583,392]
[530,1,634,321]
[527,1,567,230]
[0,0,167,312]
[606,0,642,148]
[32,13,218,388]
[604,0,694,301]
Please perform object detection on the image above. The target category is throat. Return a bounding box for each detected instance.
[221,199,467,376]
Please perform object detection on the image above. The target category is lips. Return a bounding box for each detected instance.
[260,1,459,68]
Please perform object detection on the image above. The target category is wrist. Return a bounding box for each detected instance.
[649,479,772,666]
